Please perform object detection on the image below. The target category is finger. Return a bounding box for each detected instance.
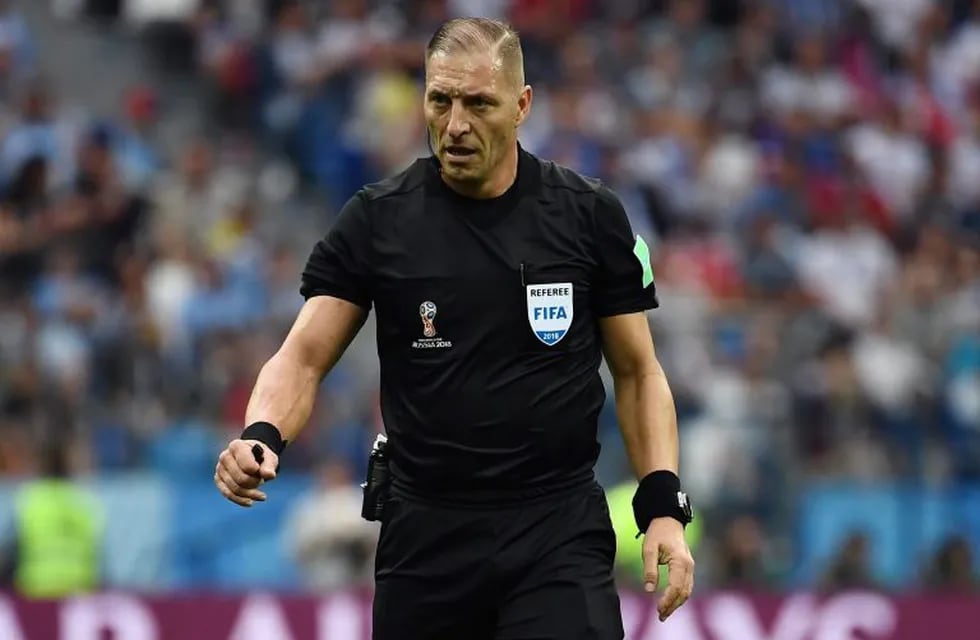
[658,584,682,621]
[218,465,266,501]
[230,441,262,477]
[216,465,266,503]
[220,450,262,489]
[643,541,661,593]
[685,558,695,601]
[657,562,684,620]
[214,470,254,507]
[659,556,694,621]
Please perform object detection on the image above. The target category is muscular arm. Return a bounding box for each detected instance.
[599,312,678,478]
[245,295,368,443]
[599,311,693,620]
[215,295,366,507]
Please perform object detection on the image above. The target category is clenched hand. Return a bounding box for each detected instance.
[214,439,279,507]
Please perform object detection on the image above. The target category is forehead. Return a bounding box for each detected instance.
[425,50,507,95]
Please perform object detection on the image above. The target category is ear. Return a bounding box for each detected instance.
[515,85,532,127]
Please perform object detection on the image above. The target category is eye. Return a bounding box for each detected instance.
[469,96,491,110]
[430,93,450,107]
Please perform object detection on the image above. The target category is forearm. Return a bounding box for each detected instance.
[242,296,366,443]
[613,361,679,479]
[244,349,323,443]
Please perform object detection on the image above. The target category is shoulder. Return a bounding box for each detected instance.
[536,155,598,195]
[535,155,621,210]
[359,158,428,204]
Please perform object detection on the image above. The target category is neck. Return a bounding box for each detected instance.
[442,144,519,199]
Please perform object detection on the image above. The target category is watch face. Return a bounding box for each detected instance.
[677,491,693,520]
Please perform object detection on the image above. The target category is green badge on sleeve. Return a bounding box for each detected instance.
[632,234,654,288]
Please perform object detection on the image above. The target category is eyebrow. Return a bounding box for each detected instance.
[427,88,498,103]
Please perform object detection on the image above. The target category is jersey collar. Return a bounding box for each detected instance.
[425,142,541,200]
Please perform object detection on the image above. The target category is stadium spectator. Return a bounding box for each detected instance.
[0,439,104,598]
[820,531,881,591]
[923,535,977,592]
[284,457,379,592]
[714,514,778,590]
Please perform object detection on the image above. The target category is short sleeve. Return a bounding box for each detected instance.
[300,193,373,309]
[592,185,659,317]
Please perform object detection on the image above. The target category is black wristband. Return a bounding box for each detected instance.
[241,421,288,456]
[632,470,691,536]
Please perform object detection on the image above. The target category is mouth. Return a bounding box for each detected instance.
[444,145,477,161]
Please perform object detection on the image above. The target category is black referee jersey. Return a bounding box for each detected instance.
[300,144,659,505]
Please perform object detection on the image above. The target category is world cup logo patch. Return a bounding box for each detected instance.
[419,301,437,337]
[412,301,450,349]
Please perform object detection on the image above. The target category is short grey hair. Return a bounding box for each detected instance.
[426,17,525,86]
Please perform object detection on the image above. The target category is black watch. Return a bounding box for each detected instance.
[633,471,695,535]
[674,490,694,526]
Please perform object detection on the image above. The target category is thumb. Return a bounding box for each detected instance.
[250,443,278,481]
[259,451,278,481]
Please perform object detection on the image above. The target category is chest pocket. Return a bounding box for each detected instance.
[521,263,592,353]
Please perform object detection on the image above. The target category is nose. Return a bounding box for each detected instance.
[446,101,470,138]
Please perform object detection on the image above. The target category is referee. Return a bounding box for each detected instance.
[215,17,695,639]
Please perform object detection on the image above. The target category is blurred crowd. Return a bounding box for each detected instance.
[0,0,978,592]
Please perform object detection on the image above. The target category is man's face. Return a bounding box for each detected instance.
[424,50,530,192]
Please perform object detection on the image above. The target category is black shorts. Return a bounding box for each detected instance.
[371,481,625,640]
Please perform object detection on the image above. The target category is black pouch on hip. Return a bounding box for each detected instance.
[361,434,391,522]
